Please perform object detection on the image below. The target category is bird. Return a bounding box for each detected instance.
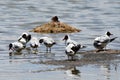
[63,35,78,46]
[65,43,81,60]
[29,37,40,53]
[93,31,117,52]
[18,32,31,46]
[39,37,56,52]
[9,41,25,53]
[51,16,60,22]
[63,35,86,60]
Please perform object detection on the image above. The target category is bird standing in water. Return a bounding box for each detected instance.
[63,35,86,60]
[65,43,81,60]
[93,31,117,52]
[39,37,56,53]
[9,41,25,54]
[30,37,40,53]
[18,32,31,46]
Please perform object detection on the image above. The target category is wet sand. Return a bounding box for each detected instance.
[80,49,120,54]
[33,49,120,66]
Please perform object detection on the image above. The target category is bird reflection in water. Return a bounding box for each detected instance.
[65,66,81,79]
[44,52,55,60]
[9,52,22,56]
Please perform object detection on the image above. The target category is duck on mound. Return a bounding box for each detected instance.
[31,16,81,33]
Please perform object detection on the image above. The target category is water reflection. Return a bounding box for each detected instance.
[66,66,80,76]
[100,64,111,80]
[0,0,120,80]
[9,49,31,57]
[44,52,55,60]
[100,63,119,80]
[9,52,22,56]
[65,66,81,79]
[9,50,55,61]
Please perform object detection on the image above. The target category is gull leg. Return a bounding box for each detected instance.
[49,47,51,52]
[46,47,48,53]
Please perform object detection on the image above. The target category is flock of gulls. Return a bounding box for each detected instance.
[9,31,117,60]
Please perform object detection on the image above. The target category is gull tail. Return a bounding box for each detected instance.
[110,37,118,42]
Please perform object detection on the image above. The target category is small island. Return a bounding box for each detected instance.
[30,16,81,33]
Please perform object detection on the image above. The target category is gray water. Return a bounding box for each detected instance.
[0,0,120,80]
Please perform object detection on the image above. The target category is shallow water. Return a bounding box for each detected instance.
[0,0,120,80]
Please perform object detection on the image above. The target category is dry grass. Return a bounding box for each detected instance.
[30,21,81,33]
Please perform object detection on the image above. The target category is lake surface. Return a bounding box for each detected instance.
[0,0,120,80]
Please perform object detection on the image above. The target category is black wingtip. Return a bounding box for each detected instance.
[110,37,118,42]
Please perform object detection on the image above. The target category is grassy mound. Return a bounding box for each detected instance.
[31,16,81,33]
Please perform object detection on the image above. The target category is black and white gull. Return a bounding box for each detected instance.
[63,35,77,46]
[30,37,40,53]
[39,37,56,52]
[9,41,25,53]
[93,31,117,51]
[63,35,86,60]
[18,32,31,46]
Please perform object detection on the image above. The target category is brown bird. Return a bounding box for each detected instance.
[51,16,59,22]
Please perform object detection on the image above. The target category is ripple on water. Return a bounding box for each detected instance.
[0,0,120,80]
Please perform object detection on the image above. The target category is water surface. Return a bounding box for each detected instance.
[0,0,120,80]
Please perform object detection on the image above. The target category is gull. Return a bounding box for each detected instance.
[63,35,78,46]
[9,41,25,53]
[30,37,40,53]
[63,35,86,60]
[65,43,82,60]
[39,37,56,52]
[18,32,31,46]
[93,31,117,52]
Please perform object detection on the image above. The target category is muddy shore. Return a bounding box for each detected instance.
[32,49,120,66]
